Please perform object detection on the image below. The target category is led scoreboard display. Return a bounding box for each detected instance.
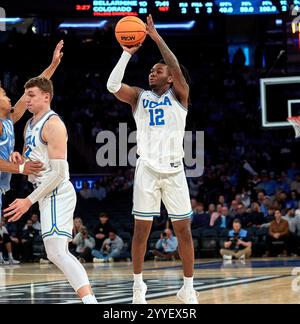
[74,1,300,17]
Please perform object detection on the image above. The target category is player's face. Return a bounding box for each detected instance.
[25,87,50,114]
[149,64,172,90]
[0,88,12,115]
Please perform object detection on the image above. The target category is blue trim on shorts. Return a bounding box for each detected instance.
[42,187,72,240]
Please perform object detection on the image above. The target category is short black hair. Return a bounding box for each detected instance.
[158,59,191,86]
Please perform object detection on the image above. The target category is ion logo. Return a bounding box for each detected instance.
[121,35,135,40]
[0,7,6,31]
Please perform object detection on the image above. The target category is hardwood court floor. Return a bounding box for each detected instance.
[1,258,300,304]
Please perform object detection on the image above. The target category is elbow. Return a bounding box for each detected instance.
[107,80,121,94]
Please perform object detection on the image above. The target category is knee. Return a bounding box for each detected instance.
[45,247,64,265]
[175,226,192,241]
[133,229,149,243]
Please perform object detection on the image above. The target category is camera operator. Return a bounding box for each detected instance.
[153,229,179,261]
[220,219,252,260]
[72,226,95,263]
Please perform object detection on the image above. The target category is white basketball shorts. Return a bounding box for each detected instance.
[132,159,192,222]
[38,181,76,241]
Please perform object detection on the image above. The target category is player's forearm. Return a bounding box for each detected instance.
[39,61,60,80]
[27,159,67,205]
[155,36,180,70]
[107,51,132,93]
[0,159,20,174]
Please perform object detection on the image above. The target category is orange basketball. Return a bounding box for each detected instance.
[115,16,146,47]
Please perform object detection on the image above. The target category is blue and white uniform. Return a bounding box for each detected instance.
[24,110,75,241]
[0,117,15,220]
[132,88,192,222]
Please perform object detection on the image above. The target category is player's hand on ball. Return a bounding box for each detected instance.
[4,198,32,222]
[51,40,64,66]
[9,152,24,164]
[122,44,142,55]
[23,161,44,176]
[146,15,160,42]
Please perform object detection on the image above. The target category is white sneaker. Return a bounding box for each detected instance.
[223,254,232,260]
[39,258,51,264]
[177,286,199,304]
[93,257,105,263]
[9,259,20,265]
[0,259,9,265]
[132,282,147,304]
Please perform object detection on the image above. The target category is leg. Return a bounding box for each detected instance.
[172,219,194,277]
[235,247,252,259]
[44,237,97,303]
[220,249,236,257]
[132,220,153,274]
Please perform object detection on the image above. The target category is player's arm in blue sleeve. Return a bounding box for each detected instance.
[145,15,189,108]
[10,41,64,124]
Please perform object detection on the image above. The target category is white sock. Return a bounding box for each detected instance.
[82,294,98,304]
[183,276,194,290]
[8,252,13,260]
[133,273,144,287]
[0,252,3,260]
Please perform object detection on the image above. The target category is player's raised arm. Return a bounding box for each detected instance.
[146,15,189,107]
[107,45,143,111]
[10,40,64,124]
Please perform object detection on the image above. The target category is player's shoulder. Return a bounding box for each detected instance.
[44,114,66,130]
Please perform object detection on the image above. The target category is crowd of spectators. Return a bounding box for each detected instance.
[1,24,300,263]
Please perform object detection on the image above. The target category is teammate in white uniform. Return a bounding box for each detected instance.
[4,77,97,304]
[0,41,65,225]
[107,15,198,304]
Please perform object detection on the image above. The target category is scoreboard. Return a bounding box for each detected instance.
[74,0,300,17]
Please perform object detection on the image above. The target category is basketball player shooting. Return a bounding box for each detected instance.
[107,15,198,304]
[3,76,97,304]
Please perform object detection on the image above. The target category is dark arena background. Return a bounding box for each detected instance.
[1,0,300,307]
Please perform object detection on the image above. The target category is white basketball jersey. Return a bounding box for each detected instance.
[24,110,69,186]
[134,88,187,173]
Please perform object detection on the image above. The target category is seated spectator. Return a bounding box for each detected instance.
[213,206,232,229]
[235,203,248,227]
[247,202,264,227]
[93,213,114,249]
[192,203,210,228]
[209,204,222,227]
[92,230,124,262]
[291,174,300,195]
[264,210,290,257]
[0,221,20,264]
[23,213,41,233]
[91,181,107,201]
[3,218,22,260]
[283,209,299,256]
[72,226,95,263]
[153,229,179,261]
[286,191,299,209]
[229,200,239,217]
[220,219,252,260]
[72,217,84,237]
[296,201,300,217]
[218,195,227,207]
[79,182,92,200]
[21,219,39,262]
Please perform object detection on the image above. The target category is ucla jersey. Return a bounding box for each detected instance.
[24,110,69,187]
[0,117,15,192]
[134,88,187,173]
